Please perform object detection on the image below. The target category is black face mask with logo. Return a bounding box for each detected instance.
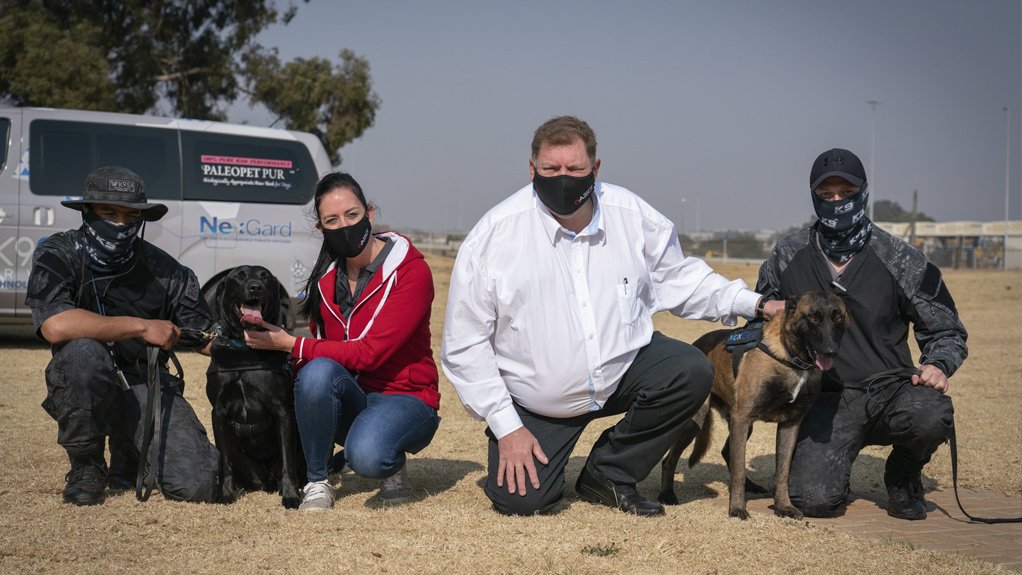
[323,215,372,259]
[532,170,595,216]
[812,185,873,263]
[79,208,142,273]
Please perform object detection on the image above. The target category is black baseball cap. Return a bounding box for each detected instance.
[810,148,867,192]
[61,166,168,221]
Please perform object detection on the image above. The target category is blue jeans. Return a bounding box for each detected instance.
[294,357,439,482]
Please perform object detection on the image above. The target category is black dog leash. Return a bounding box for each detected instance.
[135,346,184,501]
[948,423,1022,523]
[853,367,1022,524]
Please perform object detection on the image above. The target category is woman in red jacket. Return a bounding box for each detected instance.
[245,172,440,511]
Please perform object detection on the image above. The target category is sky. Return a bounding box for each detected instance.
[230,0,1022,234]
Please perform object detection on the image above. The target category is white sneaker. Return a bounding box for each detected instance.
[379,465,413,504]
[299,480,335,511]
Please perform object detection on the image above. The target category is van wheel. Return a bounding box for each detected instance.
[201,274,297,332]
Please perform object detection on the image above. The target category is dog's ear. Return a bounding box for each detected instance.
[785,294,800,316]
[273,277,288,328]
[213,279,228,323]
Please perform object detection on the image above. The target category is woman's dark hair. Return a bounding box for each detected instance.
[300,172,370,329]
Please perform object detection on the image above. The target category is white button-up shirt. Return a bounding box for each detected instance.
[441,182,760,439]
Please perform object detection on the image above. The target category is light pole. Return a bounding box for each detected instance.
[679,197,687,235]
[695,195,701,235]
[1005,107,1011,269]
[867,100,881,221]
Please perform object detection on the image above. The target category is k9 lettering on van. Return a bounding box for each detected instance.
[0,235,37,267]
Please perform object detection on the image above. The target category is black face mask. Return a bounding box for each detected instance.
[79,208,142,273]
[812,184,869,233]
[812,185,873,263]
[532,170,595,216]
[323,215,372,259]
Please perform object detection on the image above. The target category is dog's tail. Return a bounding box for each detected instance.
[688,407,713,468]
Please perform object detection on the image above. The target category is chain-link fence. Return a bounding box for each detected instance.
[401,231,1021,271]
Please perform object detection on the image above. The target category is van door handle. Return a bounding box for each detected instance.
[34,206,55,226]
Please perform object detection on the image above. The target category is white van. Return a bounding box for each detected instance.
[0,107,333,327]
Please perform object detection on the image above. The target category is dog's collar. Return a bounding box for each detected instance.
[756,340,814,371]
[208,338,291,373]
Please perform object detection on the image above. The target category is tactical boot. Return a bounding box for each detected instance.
[63,451,108,506]
[884,451,927,521]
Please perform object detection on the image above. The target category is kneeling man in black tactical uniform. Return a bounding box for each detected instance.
[757,148,968,520]
[27,166,219,506]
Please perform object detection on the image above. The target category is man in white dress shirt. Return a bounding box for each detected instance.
[441,116,782,516]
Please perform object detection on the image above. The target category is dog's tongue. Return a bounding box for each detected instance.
[815,355,833,371]
[241,304,263,327]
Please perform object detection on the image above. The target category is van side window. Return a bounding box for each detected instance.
[0,118,9,172]
[28,120,182,200]
[182,132,316,205]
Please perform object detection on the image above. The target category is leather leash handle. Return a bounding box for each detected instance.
[135,345,163,502]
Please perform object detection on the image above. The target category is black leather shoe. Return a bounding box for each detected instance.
[575,467,665,517]
[62,455,107,506]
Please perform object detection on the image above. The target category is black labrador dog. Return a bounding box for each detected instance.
[206,265,304,508]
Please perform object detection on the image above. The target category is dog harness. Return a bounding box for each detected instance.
[724,320,814,378]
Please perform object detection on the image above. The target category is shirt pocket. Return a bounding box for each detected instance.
[616,280,643,326]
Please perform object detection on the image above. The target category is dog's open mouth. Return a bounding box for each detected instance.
[239,300,265,330]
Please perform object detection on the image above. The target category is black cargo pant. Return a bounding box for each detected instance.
[787,379,954,517]
[485,332,712,515]
[42,338,219,502]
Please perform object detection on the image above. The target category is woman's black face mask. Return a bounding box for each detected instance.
[323,214,372,259]
[532,170,595,216]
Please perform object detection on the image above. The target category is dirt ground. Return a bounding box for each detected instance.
[0,258,1019,575]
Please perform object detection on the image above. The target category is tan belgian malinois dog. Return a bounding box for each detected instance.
[659,291,848,519]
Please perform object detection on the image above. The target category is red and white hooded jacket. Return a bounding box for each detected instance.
[291,232,440,409]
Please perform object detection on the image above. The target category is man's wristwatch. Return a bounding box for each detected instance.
[755,296,767,319]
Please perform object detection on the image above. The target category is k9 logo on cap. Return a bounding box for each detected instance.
[107,178,137,193]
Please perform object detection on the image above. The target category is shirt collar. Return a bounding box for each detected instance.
[537,183,605,245]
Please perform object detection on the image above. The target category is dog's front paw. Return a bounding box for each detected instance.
[657,490,680,506]
[281,493,301,509]
[728,506,751,520]
[216,480,239,505]
[774,504,803,520]
[216,489,238,505]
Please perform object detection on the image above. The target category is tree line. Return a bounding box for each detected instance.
[0,0,378,164]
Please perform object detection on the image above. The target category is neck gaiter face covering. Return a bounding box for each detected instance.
[79,208,142,273]
[812,185,873,263]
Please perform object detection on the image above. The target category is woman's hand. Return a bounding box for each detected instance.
[243,320,297,353]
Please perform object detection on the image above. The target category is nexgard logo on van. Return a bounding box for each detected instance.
[199,216,295,244]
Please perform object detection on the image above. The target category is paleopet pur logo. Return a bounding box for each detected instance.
[199,154,294,189]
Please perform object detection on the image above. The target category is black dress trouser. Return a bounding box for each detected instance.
[42,338,219,502]
[485,331,712,515]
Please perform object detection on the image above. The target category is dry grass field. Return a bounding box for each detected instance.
[1,257,1019,574]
